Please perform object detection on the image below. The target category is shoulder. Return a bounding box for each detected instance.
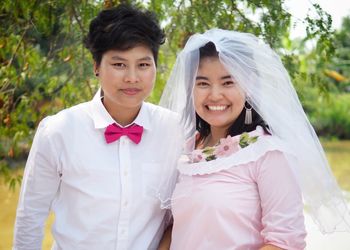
[144,102,181,127]
[144,102,179,119]
[250,135,290,164]
[37,101,91,136]
[143,102,184,146]
[255,146,298,180]
[259,149,288,163]
[256,135,296,165]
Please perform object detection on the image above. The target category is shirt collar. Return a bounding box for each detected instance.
[90,88,151,131]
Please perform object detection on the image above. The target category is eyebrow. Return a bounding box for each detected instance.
[196,75,232,80]
[196,76,208,80]
[221,75,232,80]
[111,56,127,61]
[111,56,153,61]
[138,56,153,61]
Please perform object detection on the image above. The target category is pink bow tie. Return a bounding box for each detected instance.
[104,123,143,144]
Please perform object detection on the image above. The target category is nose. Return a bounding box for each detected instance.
[124,67,139,83]
[208,85,224,101]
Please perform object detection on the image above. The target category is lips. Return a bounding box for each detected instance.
[121,88,141,95]
[206,105,229,111]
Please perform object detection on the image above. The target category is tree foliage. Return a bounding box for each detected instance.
[300,15,350,139]
[332,16,350,88]
[0,0,340,184]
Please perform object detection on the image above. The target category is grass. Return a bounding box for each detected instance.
[321,140,350,191]
[0,140,349,249]
[0,170,54,250]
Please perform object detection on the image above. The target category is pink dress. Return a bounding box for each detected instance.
[171,129,306,250]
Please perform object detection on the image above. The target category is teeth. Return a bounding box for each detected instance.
[207,105,227,111]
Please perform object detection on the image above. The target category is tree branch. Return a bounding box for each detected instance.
[71,5,85,35]
[189,0,210,29]
[230,0,256,30]
[6,27,29,69]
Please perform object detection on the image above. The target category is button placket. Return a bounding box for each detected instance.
[116,137,131,250]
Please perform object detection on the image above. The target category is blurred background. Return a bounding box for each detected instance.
[1,0,349,249]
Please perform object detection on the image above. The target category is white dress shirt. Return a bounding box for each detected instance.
[13,90,182,250]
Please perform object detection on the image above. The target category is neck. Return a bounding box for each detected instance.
[103,99,141,126]
[204,126,229,147]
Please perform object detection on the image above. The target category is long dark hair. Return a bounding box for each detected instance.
[196,42,269,145]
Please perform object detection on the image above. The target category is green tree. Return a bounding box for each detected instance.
[0,0,100,187]
[284,14,350,139]
[309,15,350,138]
[0,0,335,187]
[331,16,350,90]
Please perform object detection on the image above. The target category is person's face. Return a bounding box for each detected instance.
[193,57,245,133]
[95,45,156,113]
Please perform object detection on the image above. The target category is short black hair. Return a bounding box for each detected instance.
[196,42,269,144]
[84,4,165,65]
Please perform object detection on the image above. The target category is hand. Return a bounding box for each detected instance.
[259,244,284,250]
[157,225,172,250]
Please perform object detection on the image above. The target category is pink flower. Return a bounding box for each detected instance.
[191,150,206,163]
[214,136,240,157]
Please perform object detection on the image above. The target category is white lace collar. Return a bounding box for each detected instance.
[178,134,290,176]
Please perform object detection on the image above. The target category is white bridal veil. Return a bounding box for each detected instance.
[159,28,350,233]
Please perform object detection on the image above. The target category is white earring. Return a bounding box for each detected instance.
[244,102,252,125]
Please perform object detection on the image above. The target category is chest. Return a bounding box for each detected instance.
[54,126,170,203]
[174,166,261,212]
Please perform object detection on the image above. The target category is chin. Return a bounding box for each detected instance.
[207,121,229,128]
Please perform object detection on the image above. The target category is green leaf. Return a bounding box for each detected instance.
[202,146,215,155]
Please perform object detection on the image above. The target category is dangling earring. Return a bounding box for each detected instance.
[244,102,252,125]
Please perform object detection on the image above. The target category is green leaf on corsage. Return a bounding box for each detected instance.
[202,146,215,155]
[239,133,259,148]
[205,155,217,161]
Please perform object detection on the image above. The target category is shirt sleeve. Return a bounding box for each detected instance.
[13,117,61,250]
[256,150,306,250]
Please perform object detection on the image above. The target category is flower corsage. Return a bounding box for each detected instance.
[190,132,259,163]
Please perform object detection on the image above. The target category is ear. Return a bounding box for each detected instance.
[93,61,99,76]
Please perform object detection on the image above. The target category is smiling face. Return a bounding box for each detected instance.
[193,57,245,134]
[95,45,156,122]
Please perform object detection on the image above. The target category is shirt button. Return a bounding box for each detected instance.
[123,171,128,176]
[123,201,128,207]
[120,137,125,144]
[121,229,125,234]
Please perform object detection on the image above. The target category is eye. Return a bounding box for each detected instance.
[139,63,151,68]
[196,81,210,87]
[112,63,126,68]
[223,81,234,87]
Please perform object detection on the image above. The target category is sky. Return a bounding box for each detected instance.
[285,0,350,38]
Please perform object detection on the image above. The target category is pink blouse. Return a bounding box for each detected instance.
[171,132,306,250]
